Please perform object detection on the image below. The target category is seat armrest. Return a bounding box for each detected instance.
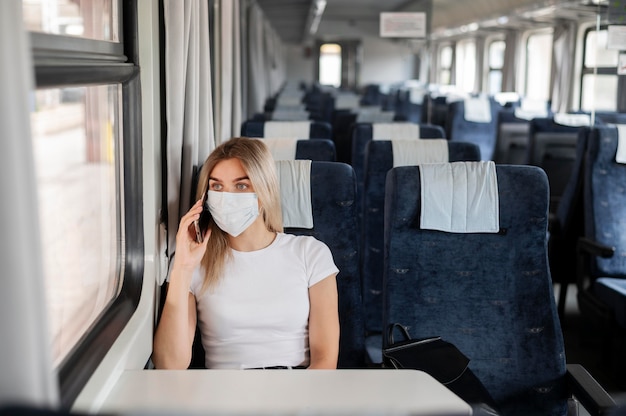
[566,364,616,416]
[577,237,615,258]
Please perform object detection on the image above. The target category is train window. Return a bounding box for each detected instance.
[23,0,118,42]
[525,31,553,101]
[439,45,453,85]
[456,40,476,93]
[580,28,618,111]
[30,84,123,367]
[487,40,505,94]
[319,43,342,87]
[24,0,142,407]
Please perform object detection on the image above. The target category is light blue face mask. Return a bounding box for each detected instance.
[206,191,259,237]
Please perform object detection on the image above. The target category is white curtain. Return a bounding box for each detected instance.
[0,0,59,407]
[244,2,286,118]
[474,37,485,93]
[216,0,243,143]
[501,30,518,92]
[551,21,576,113]
[246,3,270,117]
[164,0,215,258]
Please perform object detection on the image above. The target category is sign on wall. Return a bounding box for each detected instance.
[380,12,426,38]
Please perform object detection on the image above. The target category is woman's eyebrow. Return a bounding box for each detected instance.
[208,175,249,182]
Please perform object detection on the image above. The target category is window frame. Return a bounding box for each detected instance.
[29,0,143,408]
[578,25,620,112]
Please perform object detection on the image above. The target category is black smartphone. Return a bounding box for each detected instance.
[193,192,211,243]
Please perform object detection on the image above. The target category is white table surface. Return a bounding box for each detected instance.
[100,369,472,415]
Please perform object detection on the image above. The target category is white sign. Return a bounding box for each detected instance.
[380,12,426,38]
[607,25,626,50]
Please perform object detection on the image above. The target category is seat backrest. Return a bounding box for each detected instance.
[351,122,445,216]
[548,128,591,316]
[446,97,501,160]
[261,138,336,162]
[361,141,480,334]
[278,161,365,368]
[494,109,530,164]
[594,111,626,125]
[240,120,332,139]
[583,125,626,279]
[527,116,587,213]
[383,164,567,415]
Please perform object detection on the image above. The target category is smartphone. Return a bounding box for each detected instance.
[193,193,211,243]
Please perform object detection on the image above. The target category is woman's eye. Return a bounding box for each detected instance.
[236,183,248,190]
[211,183,222,191]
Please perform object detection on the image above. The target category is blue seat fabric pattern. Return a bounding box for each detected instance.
[383,165,567,415]
[283,161,365,368]
[446,98,501,161]
[583,126,626,279]
[361,141,481,334]
[351,122,445,200]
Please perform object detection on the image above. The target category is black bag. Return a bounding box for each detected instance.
[382,323,499,414]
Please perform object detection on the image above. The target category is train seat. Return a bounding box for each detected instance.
[548,127,592,318]
[275,160,366,368]
[240,120,332,139]
[258,138,336,162]
[577,125,626,336]
[593,111,626,125]
[446,95,502,161]
[380,162,613,414]
[361,141,480,338]
[351,122,445,215]
[527,115,591,214]
[494,108,531,164]
[594,278,626,330]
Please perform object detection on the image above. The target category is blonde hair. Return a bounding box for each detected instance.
[195,137,283,293]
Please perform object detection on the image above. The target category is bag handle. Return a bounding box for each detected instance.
[386,323,412,345]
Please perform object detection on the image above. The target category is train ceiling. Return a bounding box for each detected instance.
[255,0,609,44]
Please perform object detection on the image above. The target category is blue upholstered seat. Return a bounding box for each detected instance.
[279,161,366,368]
[351,122,446,204]
[527,117,588,214]
[446,97,502,160]
[260,139,336,162]
[594,278,626,329]
[494,109,530,164]
[240,120,332,139]
[548,127,591,317]
[361,141,480,336]
[380,164,612,414]
[577,126,626,329]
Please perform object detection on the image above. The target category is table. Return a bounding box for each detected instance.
[100,369,472,415]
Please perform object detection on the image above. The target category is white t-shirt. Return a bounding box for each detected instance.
[190,232,338,369]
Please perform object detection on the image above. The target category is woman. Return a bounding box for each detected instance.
[153,137,339,369]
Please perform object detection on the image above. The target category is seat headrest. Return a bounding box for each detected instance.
[275,160,314,229]
[419,161,499,233]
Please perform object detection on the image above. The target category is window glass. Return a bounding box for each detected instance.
[525,32,553,101]
[489,40,505,69]
[23,0,118,42]
[319,43,341,88]
[439,45,453,85]
[581,74,618,112]
[30,84,124,367]
[488,40,505,94]
[488,72,503,95]
[440,45,452,68]
[584,30,618,67]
